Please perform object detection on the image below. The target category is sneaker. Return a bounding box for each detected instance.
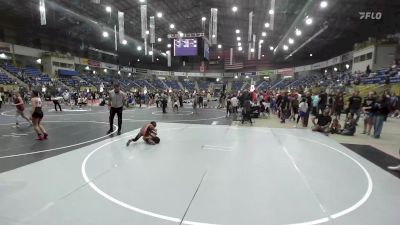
[361,131,366,134]
[293,125,298,128]
[43,133,48,139]
[126,140,132,147]
[36,135,44,141]
[117,130,121,136]
[388,165,400,171]
[107,129,113,134]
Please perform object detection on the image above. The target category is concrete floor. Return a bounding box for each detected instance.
[0,103,399,225]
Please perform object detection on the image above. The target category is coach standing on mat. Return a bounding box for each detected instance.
[107,83,126,135]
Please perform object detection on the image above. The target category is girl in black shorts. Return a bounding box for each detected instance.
[31,90,48,141]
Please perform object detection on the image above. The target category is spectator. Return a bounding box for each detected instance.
[372,94,390,139]
[330,118,342,134]
[362,91,376,135]
[312,109,332,135]
[348,90,362,124]
[340,113,357,136]
[295,98,308,128]
[334,93,344,120]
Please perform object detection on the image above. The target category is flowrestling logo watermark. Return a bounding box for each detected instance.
[359,12,382,20]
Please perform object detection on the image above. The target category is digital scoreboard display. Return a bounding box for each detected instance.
[173,38,198,56]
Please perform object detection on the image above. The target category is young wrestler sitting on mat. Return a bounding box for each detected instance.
[126,121,160,146]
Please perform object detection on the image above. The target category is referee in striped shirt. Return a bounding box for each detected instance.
[107,83,126,135]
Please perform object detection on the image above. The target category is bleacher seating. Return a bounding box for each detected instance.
[165,80,180,90]
[153,79,166,90]
[181,80,196,91]
[231,81,244,92]
[0,72,14,84]
[198,81,210,90]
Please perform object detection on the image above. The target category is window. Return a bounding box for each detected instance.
[360,55,366,61]
[354,56,360,63]
[366,52,372,60]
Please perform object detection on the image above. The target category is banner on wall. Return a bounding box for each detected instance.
[120,66,133,72]
[257,70,274,76]
[277,68,294,75]
[140,5,147,39]
[240,72,257,77]
[79,58,89,65]
[39,0,46,26]
[101,62,118,70]
[149,16,155,44]
[88,59,101,67]
[118,11,125,44]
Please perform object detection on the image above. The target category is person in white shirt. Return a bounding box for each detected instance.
[295,98,308,128]
[230,95,239,114]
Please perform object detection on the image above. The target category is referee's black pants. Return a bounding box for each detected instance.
[109,107,123,132]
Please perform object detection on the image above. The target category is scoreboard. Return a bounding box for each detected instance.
[173,38,198,56]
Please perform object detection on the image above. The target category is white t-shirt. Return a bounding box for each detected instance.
[299,102,308,112]
[231,97,239,107]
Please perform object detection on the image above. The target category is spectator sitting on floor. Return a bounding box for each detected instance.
[340,113,357,136]
[312,109,332,135]
[330,118,341,134]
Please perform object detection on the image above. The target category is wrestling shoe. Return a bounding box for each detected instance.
[43,133,48,139]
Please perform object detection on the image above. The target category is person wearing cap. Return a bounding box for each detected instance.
[107,83,127,135]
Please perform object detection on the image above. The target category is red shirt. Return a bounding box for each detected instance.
[14,97,24,111]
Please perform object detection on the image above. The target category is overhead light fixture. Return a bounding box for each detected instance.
[283,45,289,51]
[320,1,328,8]
[122,40,127,45]
[269,46,274,51]
[245,75,249,79]
[36,58,41,64]
[157,12,163,18]
[167,44,171,48]
[216,78,220,82]
[217,56,220,59]
[105,6,111,12]
[250,48,255,53]
[139,0,145,2]
[265,23,270,28]
[309,53,313,57]
[137,59,140,62]
[262,55,265,57]
[102,31,109,38]
[146,30,150,35]
[334,67,338,71]
[157,37,162,42]
[137,46,142,51]
[104,69,107,72]
[118,71,121,75]
[93,71,96,74]
[85,66,90,70]
[170,24,175,29]
[212,34,216,38]
[288,38,294,44]
[324,69,328,73]
[306,17,313,25]
[218,44,222,49]
[232,6,238,12]
[346,64,350,69]
[262,32,267,37]
[235,29,240,34]
[237,37,241,41]
[179,32,184,37]
[149,51,153,55]
[259,40,264,44]
[238,42,242,46]
[269,9,274,15]
[128,73,132,76]
[234,75,238,79]
[156,58,159,61]
[201,17,206,21]
[295,28,302,36]
[238,46,243,51]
